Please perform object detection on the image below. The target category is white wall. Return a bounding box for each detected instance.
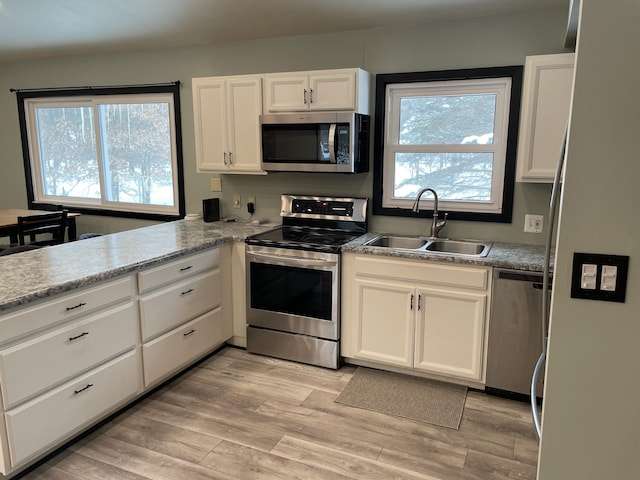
[0,8,568,241]
[538,0,640,478]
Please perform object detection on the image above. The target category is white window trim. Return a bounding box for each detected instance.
[382,77,512,214]
[23,93,180,216]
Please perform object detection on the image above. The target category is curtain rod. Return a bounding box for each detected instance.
[9,80,181,93]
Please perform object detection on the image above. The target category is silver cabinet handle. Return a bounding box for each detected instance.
[410,294,414,310]
[183,329,196,337]
[303,89,308,104]
[309,89,313,104]
[418,294,422,311]
[229,152,233,164]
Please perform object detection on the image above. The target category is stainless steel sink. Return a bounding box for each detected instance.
[425,239,491,257]
[364,235,429,250]
[363,235,492,257]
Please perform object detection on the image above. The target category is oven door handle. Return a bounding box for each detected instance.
[248,252,337,268]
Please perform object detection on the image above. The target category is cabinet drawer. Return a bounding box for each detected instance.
[142,306,223,387]
[0,276,134,347]
[5,350,140,468]
[138,249,220,293]
[0,302,138,409]
[353,255,489,290]
[139,269,221,341]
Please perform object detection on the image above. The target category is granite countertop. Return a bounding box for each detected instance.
[0,219,278,313]
[342,232,551,272]
[1,220,549,314]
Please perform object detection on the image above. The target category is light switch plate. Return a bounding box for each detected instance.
[571,252,629,302]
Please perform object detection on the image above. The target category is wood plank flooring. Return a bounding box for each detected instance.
[21,347,539,480]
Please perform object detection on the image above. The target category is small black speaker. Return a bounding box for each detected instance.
[202,198,220,222]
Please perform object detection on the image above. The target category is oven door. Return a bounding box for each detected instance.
[246,245,339,340]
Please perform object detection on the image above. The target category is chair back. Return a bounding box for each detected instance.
[0,244,43,256]
[17,211,68,246]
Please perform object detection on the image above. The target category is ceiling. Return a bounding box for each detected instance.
[0,0,568,62]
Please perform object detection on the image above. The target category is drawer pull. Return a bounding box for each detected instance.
[69,331,90,341]
[183,329,196,337]
[66,302,87,311]
[73,383,94,395]
[180,265,194,272]
[181,288,194,296]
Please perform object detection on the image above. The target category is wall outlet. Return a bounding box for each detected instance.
[209,178,222,192]
[247,195,256,208]
[233,194,241,209]
[524,214,544,233]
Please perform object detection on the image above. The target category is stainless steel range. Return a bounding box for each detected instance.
[245,194,368,369]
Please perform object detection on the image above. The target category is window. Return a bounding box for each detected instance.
[17,84,185,220]
[373,67,522,222]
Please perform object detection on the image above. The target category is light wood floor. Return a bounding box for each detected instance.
[21,347,539,480]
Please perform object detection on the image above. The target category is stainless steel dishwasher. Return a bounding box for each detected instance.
[486,268,551,398]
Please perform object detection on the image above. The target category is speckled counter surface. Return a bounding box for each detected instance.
[342,232,550,272]
[0,219,278,313]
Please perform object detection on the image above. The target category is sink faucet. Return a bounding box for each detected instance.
[412,188,448,238]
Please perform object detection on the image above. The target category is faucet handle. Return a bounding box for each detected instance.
[436,212,448,232]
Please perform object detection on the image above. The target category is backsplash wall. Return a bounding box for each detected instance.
[0,7,568,244]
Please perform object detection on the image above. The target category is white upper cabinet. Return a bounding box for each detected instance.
[517,53,575,182]
[264,68,370,113]
[192,75,266,174]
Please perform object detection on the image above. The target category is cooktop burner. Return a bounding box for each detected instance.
[246,226,362,253]
[245,194,368,253]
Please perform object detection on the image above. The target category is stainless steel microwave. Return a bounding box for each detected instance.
[260,112,370,173]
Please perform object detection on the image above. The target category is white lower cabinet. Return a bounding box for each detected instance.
[0,275,140,475]
[0,302,138,409]
[5,350,140,467]
[138,245,231,388]
[342,254,491,384]
[142,306,223,386]
[352,279,415,368]
[0,245,231,476]
[414,287,487,380]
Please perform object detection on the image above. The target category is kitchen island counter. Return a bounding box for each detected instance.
[0,219,276,312]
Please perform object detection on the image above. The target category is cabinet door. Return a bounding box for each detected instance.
[226,76,265,173]
[264,73,309,112]
[414,287,486,381]
[309,71,356,111]
[351,279,415,368]
[192,78,229,172]
[516,53,575,182]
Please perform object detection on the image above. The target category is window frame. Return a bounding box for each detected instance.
[16,84,186,221]
[372,66,523,223]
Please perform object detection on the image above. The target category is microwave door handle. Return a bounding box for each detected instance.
[328,123,337,163]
